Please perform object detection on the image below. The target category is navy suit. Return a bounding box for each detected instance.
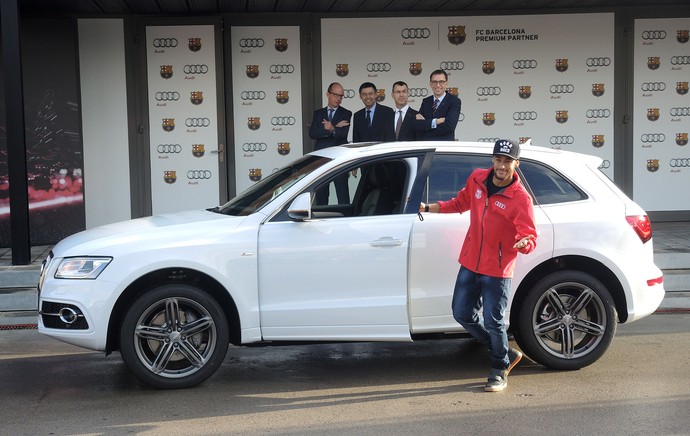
[413,92,461,141]
[309,106,352,150]
[394,107,419,141]
[352,103,395,143]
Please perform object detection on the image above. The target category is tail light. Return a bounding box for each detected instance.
[626,215,652,244]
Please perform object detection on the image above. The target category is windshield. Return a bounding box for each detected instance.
[216,155,330,216]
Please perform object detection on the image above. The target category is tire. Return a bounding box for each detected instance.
[515,270,617,370]
[120,284,229,389]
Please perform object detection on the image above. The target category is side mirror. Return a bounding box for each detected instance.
[287,192,312,221]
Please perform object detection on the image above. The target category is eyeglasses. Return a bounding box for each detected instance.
[430,80,447,85]
[328,91,344,98]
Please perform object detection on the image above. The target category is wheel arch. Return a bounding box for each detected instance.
[105,268,242,353]
[509,255,628,331]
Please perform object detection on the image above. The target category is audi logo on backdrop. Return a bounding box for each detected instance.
[344,89,356,98]
[641,133,666,143]
[586,109,611,118]
[183,64,209,74]
[513,59,537,69]
[586,57,612,67]
[401,28,431,39]
[187,170,212,180]
[478,137,500,143]
[239,38,265,48]
[185,118,211,127]
[242,143,268,152]
[157,144,182,154]
[670,107,690,117]
[476,87,501,96]
[269,64,295,74]
[155,91,180,101]
[550,84,575,94]
[670,56,690,65]
[670,158,690,168]
[641,82,666,92]
[641,30,667,40]
[271,116,296,126]
[550,136,575,145]
[366,63,392,72]
[408,88,429,98]
[153,38,178,48]
[440,61,464,71]
[513,111,538,121]
[241,91,266,100]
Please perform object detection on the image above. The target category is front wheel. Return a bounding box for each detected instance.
[515,270,617,370]
[120,284,229,389]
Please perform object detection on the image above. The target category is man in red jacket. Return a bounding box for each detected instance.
[420,139,537,392]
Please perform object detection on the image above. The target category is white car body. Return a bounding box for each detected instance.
[38,141,665,388]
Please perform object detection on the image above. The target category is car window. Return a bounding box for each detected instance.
[424,154,491,203]
[312,159,410,217]
[518,160,586,205]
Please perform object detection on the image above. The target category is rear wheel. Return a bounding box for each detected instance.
[120,284,229,389]
[515,270,617,370]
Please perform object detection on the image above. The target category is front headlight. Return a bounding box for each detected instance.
[55,257,112,279]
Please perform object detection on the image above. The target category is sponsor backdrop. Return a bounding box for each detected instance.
[633,18,690,212]
[320,14,615,178]
[146,25,220,215]
[231,26,303,194]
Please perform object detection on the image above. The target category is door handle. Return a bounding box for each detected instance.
[211,143,225,163]
[370,237,403,247]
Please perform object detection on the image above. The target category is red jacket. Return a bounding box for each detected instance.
[438,167,537,278]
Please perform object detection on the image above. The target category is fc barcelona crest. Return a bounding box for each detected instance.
[188,37,202,52]
[246,65,260,79]
[447,87,459,96]
[278,142,291,156]
[190,91,203,105]
[592,83,605,97]
[518,85,532,99]
[555,110,568,124]
[409,62,422,76]
[678,30,689,43]
[482,113,495,126]
[276,90,289,104]
[647,108,660,121]
[447,26,466,45]
[646,159,660,173]
[164,170,177,184]
[555,58,569,72]
[376,89,386,103]
[677,133,688,146]
[160,65,173,79]
[192,144,205,158]
[275,38,288,52]
[519,137,531,144]
[249,168,262,182]
[592,135,605,148]
[162,118,175,132]
[647,57,660,70]
[677,82,689,95]
[336,63,349,77]
[248,117,261,131]
[482,61,495,75]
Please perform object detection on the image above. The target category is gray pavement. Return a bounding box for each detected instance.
[1,221,689,327]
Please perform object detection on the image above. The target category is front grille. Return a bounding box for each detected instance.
[40,301,89,330]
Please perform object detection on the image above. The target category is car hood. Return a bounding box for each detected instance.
[52,209,246,257]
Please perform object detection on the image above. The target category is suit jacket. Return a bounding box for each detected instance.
[394,107,419,141]
[413,92,461,141]
[309,106,352,150]
[352,103,395,143]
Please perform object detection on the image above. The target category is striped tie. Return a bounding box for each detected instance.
[328,108,334,122]
[432,98,439,113]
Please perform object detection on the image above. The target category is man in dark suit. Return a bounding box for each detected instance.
[309,82,352,204]
[352,82,395,143]
[413,69,461,141]
[391,81,418,141]
[309,82,352,150]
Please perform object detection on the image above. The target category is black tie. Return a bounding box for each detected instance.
[432,99,439,113]
[366,109,371,127]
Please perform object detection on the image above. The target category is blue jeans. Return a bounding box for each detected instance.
[451,266,511,370]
